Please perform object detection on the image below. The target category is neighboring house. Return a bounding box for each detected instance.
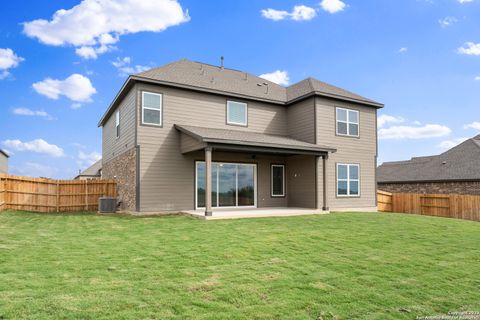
[0,149,9,174]
[74,160,102,180]
[377,134,480,195]
[98,59,383,214]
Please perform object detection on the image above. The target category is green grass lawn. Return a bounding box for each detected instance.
[0,211,479,320]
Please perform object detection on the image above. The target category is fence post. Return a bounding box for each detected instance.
[85,180,88,211]
[56,180,59,213]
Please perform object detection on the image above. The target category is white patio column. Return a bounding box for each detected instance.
[205,146,213,216]
[322,155,329,211]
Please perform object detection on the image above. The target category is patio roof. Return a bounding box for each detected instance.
[175,124,336,156]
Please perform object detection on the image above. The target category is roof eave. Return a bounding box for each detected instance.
[378,178,480,184]
[98,76,136,127]
[288,91,384,108]
[0,150,9,158]
[175,124,337,154]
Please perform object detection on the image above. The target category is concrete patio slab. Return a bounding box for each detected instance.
[181,207,329,220]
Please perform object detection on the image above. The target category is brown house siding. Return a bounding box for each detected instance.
[136,83,289,212]
[315,97,378,210]
[378,181,480,195]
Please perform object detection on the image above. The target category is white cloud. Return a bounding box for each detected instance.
[475,75,480,81]
[458,0,473,3]
[77,151,101,169]
[10,162,57,178]
[32,74,96,103]
[438,16,457,28]
[464,121,480,130]
[291,5,317,20]
[261,8,290,21]
[439,137,469,150]
[378,124,451,140]
[1,139,64,157]
[457,42,480,56]
[320,0,346,14]
[0,48,24,79]
[398,47,408,53]
[12,108,55,120]
[259,70,290,86]
[261,5,316,21]
[377,115,405,128]
[112,56,150,76]
[22,0,190,59]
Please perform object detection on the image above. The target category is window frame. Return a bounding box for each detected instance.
[336,107,360,137]
[271,164,286,197]
[141,91,163,126]
[115,110,120,138]
[226,100,248,127]
[336,163,360,197]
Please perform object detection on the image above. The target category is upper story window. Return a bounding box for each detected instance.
[337,163,360,197]
[227,101,247,126]
[115,110,120,138]
[336,107,359,137]
[142,91,162,126]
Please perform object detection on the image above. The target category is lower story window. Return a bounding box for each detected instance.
[271,164,285,197]
[337,164,360,197]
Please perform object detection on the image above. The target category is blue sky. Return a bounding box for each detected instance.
[0,0,479,179]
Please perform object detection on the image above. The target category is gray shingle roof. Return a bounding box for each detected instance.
[99,59,383,126]
[286,78,381,105]
[76,160,102,178]
[377,135,480,183]
[175,124,336,154]
[136,59,287,103]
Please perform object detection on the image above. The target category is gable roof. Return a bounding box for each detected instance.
[377,135,480,183]
[75,159,102,179]
[99,59,383,126]
[0,149,9,158]
[175,124,336,154]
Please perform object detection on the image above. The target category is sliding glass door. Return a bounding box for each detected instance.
[196,161,256,209]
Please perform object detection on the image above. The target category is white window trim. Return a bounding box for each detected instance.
[271,164,285,197]
[336,163,360,197]
[226,100,248,126]
[115,110,120,138]
[195,161,257,210]
[142,91,163,126]
[336,107,359,137]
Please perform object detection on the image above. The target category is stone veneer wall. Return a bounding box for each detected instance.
[378,181,480,195]
[102,147,136,211]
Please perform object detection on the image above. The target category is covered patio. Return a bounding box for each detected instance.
[176,125,336,217]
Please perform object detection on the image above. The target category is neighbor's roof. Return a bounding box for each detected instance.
[75,159,102,178]
[99,59,383,126]
[0,149,9,158]
[377,135,480,183]
[175,124,336,154]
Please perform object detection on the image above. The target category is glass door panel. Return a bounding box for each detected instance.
[238,165,255,206]
[218,164,236,207]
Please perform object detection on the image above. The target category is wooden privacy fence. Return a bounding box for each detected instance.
[0,174,116,213]
[377,190,480,222]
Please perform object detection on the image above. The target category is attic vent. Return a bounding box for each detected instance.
[442,161,447,165]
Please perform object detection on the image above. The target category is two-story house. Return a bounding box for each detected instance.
[98,59,383,216]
